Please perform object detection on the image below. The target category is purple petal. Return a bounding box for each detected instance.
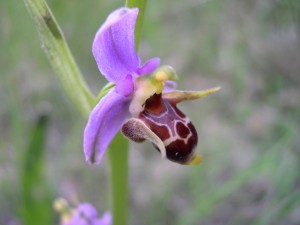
[95,211,112,225]
[63,203,110,225]
[63,220,87,225]
[115,74,134,96]
[137,57,160,75]
[83,88,130,164]
[92,8,140,83]
[76,203,98,219]
[66,203,98,225]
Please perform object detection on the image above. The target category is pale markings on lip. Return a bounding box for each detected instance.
[143,99,193,147]
[163,120,192,147]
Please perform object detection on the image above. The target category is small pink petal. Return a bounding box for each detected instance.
[137,57,160,75]
[115,74,134,96]
[95,211,112,225]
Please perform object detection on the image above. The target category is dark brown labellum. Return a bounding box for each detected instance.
[138,93,198,164]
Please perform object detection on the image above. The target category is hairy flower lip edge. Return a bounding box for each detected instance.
[121,118,167,158]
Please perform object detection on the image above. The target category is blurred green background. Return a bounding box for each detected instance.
[1,0,300,224]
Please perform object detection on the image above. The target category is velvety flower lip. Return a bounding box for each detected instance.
[84,7,160,165]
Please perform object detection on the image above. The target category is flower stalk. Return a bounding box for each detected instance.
[108,133,129,225]
[125,0,147,51]
[23,0,95,118]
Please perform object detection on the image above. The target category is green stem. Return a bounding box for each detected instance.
[126,0,147,51]
[108,1,147,225]
[108,134,129,225]
[24,0,95,118]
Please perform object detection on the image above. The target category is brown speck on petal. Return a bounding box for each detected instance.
[121,118,167,158]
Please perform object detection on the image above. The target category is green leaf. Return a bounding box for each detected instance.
[20,115,53,225]
[23,0,95,118]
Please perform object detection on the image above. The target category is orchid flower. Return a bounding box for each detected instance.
[54,199,111,225]
[83,7,220,166]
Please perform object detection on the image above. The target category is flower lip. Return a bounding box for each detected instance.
[138,93,199,164]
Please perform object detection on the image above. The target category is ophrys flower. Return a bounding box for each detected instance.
[83,7,219,165]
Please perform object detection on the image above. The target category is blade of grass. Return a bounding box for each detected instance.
[23,0,95,118]
[20,114,53,225]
